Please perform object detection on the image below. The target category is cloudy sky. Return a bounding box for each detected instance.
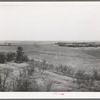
[0,2,100,41]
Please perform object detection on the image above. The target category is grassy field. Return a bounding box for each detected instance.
[0,42,100,91]
[0,42,100,74]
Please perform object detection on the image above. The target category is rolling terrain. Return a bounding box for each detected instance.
[0,42,100,74]
[0,41,100,91]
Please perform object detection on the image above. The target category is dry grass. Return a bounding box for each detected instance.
[0,43,100,91]
[1,44,100,74]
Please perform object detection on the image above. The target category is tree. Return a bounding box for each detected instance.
[16,46,24,63]
[16,46,29,63]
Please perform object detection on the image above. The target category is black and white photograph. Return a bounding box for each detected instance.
[0,2,100,93]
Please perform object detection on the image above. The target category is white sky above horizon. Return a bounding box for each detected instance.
[0,2,100,41]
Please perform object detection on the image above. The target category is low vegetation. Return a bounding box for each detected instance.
[0,46,29,64]
[0,53,6,64]
[6,52,16,62]
[56,65,75,77]
[0,68,13,91]
[0,46,100,91]
[12,68,38,91]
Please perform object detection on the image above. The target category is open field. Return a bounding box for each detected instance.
[0,42,100,74]
[0,41,100,91]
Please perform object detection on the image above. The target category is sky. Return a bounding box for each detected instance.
[0,2,100,41]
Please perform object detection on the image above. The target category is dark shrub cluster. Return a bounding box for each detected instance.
[0,53,6,64]
[6,52,16,62]
[0,52,16,64]
[0,46,29,64]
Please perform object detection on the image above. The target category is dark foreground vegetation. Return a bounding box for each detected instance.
[0,46,28,64]
[0,46,100,91]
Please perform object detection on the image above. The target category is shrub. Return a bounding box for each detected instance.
[41,74,53,91]
[44,79,53,91]
[14,73,31,91]
[13,68,38,91]
[0,53,6,64]
[27,60,35,75]
[21,55,29,62]
[6,52,16,62]
[0,68,13,91]
[56,65,74,77]
[75,70,85,79]
[75,70,88,85]
[92,69,100,80]
[56,65,63,73]
[75,69,96,91]
[48,64,54,71]
[41,60,48,70]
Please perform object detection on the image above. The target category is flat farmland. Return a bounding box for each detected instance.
[0,43,100,74]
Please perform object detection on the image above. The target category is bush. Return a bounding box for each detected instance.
[13,68,38,91]
[47,64,54,71]
[27,60,35,75]
[41,60,48,70]
[75,70,88,85]
[14,70,31,91]
[0,68,13,91]
[75,70,85,79]
[56,65,74,76]
[93,69,100,80]
[56,65,64,73]
[43,78,53,91]
[0,53,6,64]
[75,69,96,91]
[41,73,53,91]
[6,52,16,62]
[21,55,29,62]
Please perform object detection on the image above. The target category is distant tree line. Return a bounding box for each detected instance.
[0,42,12,46]
[0,46,29,64]
[56,42,100,47]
